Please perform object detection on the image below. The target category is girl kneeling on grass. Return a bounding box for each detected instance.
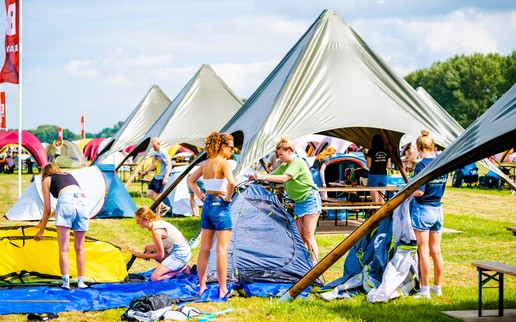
[133,206,192,281]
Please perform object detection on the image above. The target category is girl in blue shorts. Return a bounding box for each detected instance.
[187,132,235,298]
[411,130,447,299]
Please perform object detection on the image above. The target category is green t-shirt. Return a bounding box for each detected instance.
[272,158,317,203]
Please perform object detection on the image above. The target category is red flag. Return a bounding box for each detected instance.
[81,116,85,138]
[0,0,19,84]
[0,91,5,129]
[58,127,63,141]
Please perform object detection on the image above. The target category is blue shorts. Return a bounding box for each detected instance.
[410,199,443,233]
[368,174,388,187]
[294,188,322,217]
[161,242,192,271]
[201,194,232,230]
[148,178,164,193]
[54,192,89,231]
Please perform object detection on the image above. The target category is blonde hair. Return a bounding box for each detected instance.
[275,136,295,153]
[316,146,336,161]
[41,163,61,181]
[416,129,435,152]
[204,132,233,158]
[151,137,161,145]
[135,206,160,222]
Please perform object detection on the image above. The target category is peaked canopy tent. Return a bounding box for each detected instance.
[0,130,47,167]
[5,164,137,220]
[282,84,516,301]
[216,10,468,178]
[150,9,480,209]
[93,84,172,165]
[118,64,243,176]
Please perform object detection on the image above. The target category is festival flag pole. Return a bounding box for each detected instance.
[17,0,22,197]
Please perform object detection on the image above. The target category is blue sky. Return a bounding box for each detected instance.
[1,0,514,133]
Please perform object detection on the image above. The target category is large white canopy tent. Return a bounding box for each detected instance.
[93,84,172,165]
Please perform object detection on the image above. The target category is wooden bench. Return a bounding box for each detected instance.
[321,200,384,226]
[472,261,516,317]
[507,227,516,236]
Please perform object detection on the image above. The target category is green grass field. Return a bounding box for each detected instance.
[0,173,515,321]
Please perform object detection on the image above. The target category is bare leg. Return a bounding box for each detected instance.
[429,232,444,286]
[415,230,431,287]
[215,229,232,298]
[57,226,71,276]
[189,194,199,217]
[151,263,190,281]
[147,190,166,213]
[73,231,87,277]
[197,229,215,296]
[295,213,320,262]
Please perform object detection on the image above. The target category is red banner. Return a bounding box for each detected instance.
[58,127,63,141]
[81,116,85,138]
[0,91,5,129]
[0,0,19,84]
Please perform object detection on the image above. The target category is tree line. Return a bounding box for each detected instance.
[22,52,516,143]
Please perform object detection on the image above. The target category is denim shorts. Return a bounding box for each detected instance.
[410,199,443,233]
[294,188,322,217]
[54,192,89,231]
[368,174,388,187]
[148,178,164,193]
[201,194,232,230]
[161,242,192,271]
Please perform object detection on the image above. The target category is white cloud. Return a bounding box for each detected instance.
[64,60,98,78]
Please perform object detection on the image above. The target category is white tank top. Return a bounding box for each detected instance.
[151,220,187,253]
[203,159,228,192]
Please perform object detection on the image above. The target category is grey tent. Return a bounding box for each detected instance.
[93,85,172,165]
[281,84,516,301]
[121,64,243,167]
[218,9,473,176]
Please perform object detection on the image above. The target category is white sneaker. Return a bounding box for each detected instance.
[189,238,200,249]
[77,281,89,289]
[413,291,430,299]
[431,287,442,296]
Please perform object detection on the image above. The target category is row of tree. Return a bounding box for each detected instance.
[25,52,515,143]
[28,121,123,144]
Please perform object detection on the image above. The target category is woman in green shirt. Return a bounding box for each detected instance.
[249,136,321,263]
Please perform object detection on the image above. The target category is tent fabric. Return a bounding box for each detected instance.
[0,273,309,315]
[121,64,243,168]
[321,197,418,302]
[0,226,132,284]
[206,184,318,285]
[83,138,106,161]
[45,140,87,168]
[5,164,136,220]
[95,85,172,165]
[0,130,47,167]
[216,10,469,177]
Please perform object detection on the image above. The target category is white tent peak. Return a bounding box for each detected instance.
[220,9,467,175]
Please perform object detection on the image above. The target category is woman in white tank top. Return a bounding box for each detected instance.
[187,132,235,298]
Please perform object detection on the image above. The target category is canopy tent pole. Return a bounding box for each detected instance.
[149,151,205,211]
[379,129,409,183]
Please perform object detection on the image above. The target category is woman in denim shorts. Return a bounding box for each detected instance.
[249,136,322,264]
[187,132,235,298]
[410,130,448,299]
[34,163,89,290]
[133,206,191,281]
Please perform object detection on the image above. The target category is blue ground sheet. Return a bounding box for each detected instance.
[0,270,309,315]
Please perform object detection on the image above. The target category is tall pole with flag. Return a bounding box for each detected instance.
[0,0,21,196]
[81,115,85,138]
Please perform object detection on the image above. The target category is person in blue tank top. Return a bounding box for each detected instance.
[411,129,447,299]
